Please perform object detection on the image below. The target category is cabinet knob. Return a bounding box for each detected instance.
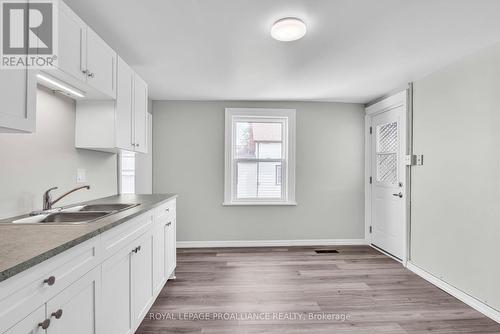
[51,309,63,319]
[38,319,51,329]
[43,276,56,286]
[81,69,88,75]
[88,72,95,78]
[132,245,141,253]
[165,208,170,212]
[166,222,172,227]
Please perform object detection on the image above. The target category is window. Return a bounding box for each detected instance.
[224,108,296,205]
[120,152,136,194]
[376,121,398,184]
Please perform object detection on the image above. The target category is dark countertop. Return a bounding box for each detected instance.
[0,194,177,283]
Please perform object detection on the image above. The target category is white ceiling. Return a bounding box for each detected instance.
[64,0,500,103]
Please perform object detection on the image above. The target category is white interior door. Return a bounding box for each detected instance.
[370,105,406,260]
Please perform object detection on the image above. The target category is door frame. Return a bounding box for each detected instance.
[365,88,412,266]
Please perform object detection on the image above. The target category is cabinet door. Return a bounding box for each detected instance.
[152,223,165,294]
[3,305,46,334]
[45,267,100,334]
[165,219,177,278]
[115,57,135,151]
[101,244,133,334]
[133,74,148,153]
[131,232,153,325]
[0,70,36,133]
[86,28,116,98]
[58,3,86,82]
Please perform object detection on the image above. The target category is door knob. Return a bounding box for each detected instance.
[392,192,403,198]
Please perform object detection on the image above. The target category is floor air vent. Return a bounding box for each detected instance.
[315,250,339,254]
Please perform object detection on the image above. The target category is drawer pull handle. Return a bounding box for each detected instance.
[44,276,56,286]
[132,246,142,253]
[38,319,51,329]
[51,309,63,319]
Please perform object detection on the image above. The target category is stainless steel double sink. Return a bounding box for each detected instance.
[11,203,139,225]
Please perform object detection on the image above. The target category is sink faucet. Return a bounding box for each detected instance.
[43,185,91,210]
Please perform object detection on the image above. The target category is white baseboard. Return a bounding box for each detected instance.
[407,262,500,324]
[177,239,367,248]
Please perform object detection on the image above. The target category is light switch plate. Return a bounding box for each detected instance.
[77,168,87,183]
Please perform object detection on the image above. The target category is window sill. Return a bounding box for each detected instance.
[222,201,298,206]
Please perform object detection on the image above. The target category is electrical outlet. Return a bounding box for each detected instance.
[77,168,87,183]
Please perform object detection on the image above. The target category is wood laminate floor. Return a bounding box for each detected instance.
[136,246,500,333]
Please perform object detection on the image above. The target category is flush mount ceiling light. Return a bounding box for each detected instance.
[271,17,307,42]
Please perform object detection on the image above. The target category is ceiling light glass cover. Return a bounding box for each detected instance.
[271,17,307,42]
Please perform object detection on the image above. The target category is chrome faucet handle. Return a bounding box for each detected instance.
[43,187,58,211]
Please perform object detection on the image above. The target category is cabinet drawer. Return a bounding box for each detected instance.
[101,212,153,259]
[0,237,100,333]
[155,199,176,222]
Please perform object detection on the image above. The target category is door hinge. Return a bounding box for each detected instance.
[369,176,372,184]
[369,226,372,234]
[405,154,424,166]
[369,126,372,134]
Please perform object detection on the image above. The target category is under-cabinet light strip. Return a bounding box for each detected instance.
[36,74,85,98]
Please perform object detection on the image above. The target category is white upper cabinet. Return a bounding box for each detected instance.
[58,2,87,83]
[0,70,37,133]
[133,74,148,153]
[85,28,116,98]
[75,56,149,154]
[40,1,116,100]
[116,57,135,151]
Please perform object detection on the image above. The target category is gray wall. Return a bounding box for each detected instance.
[153,101,365,242]
[411,42,500,311]
[0,87,118,219]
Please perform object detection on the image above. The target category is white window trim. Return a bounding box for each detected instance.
[223,108,297,206]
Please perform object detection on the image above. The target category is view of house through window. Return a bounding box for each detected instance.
[225,108,296,205]
[120,152,136,194]
[236,122,283,199]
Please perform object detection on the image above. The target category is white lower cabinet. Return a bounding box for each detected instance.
[3,305,45,334]
[1,198,176,334]
[101,242,133,334]
[165,219,177,280]
[4,267,100,334]
[152,223,166,294]
[131,232,154,327]
[45,267,100,334]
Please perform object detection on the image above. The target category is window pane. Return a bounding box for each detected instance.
[236,161,283,199]
[258,161,282,198]
[237,161,257,198]
[257,142,282,159]
[377,153,397,184]
[377,122,398,153]
[235,122,282,159]
[276,165,282,185]
[121,152,135,194]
